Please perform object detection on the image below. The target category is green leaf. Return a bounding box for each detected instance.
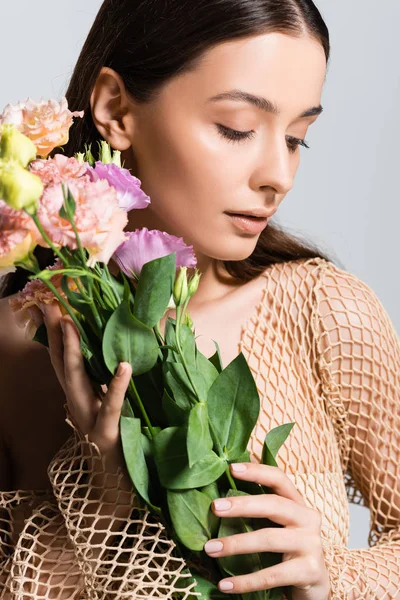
[167,488,215,551]
[207,339,224,372]
[164,317,180,363]
[164,363,196,410]
[207,353,260,461]
[264,423,296,458]
[178,322,197,370]
[133,253,176,328]
[195,348,220,389]
[262,444,278,468]
[162,388,189,426]
[66,185,76,216]
[120,413,160,512]
[59,203,69,220]
[187,402,213,468]
[199,481,220,502]
[153,426,227,489]
[164,360,210,406]
[261,423,295,467]
[102,299,159,376]
[133,367,166,428]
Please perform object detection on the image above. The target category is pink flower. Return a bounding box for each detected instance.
[112,227,197,278]
[0,200,41,276]
[8,257,78,340]
[0,97,84,158]
[87,162,151,211]
[37,179,129,267]
[29,154,90,187]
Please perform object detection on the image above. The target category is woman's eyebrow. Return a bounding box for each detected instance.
[208,89,323,118]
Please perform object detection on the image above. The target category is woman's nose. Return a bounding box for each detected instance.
[251,135,296,196]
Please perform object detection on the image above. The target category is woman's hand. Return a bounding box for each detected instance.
[203,462,331,600]
[36,302,132,477]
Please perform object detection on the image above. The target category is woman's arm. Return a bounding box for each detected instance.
[19,302,199,599]
[314,260,400,599]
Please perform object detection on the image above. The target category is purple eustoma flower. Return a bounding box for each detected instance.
[87,161,151,212]
[112,227,197,278]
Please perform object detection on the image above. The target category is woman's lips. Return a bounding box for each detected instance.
[225,212,268,234]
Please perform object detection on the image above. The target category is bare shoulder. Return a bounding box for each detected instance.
[0,294,72,490]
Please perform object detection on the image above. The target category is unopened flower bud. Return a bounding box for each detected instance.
[98,140,113,164]
[0,158,43,212]
[183,312,194,329]
[74,152,85,164]
[111,149,122,167]
[0,124,37,167]
[173,266,188,306]
[84,144,95,166]
[188,270,201,298]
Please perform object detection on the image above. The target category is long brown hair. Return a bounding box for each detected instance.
[1,0,339,297]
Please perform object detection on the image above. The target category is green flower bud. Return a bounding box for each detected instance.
[0,124,37,167]
[0,158,43,212]
[84,143,95,166]
[188,270,201,298]
[183,312,194,329]
[98,140,113,164]
[111,149,122,167]
[74,152,85,164]
[173,266,189,306]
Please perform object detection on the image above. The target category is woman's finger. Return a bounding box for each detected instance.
[204,526,313,557]
[212,493,311,528]
[40,302,66,392]
[217,556,319,594]
[230,462,307,506]
[92,362,132,451]
[61,315,101,435]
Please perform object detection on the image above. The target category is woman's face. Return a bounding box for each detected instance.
[99,32,326,264]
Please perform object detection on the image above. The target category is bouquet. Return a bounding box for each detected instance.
[0,97,296,600]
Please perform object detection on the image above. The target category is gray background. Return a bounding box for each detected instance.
[2,1,399,549]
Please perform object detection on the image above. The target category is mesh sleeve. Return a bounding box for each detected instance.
[0,406,202,599]
[314,261,400,599]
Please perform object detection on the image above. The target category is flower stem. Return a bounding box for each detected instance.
[30,213,67,266]
[174,303,237,490]
[38,278,90,346]
[127,379,155,437]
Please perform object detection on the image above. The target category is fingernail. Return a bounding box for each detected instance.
[116,363,127,377]
[219,581,234,591]
[204,540,223,554]
[231,463,247,473]
[213,499,231,511]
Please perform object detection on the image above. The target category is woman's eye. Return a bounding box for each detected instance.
[286,135,311,154]
[216,124,310,154]
[216,124,255,143]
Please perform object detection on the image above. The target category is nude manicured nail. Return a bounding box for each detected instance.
[204,540,223,554]
[231,463,247,472]
[213,499,231,511]
[220,581,234,591]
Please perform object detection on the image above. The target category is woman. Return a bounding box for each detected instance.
[1,0,399,598]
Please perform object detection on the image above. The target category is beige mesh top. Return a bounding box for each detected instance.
[1,256,400,599]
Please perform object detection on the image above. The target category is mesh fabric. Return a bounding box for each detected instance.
[1,257,399,598]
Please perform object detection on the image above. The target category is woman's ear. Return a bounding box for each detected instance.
[90,66,136,151]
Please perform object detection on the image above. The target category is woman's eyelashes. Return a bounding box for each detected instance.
[215,123,310,154]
